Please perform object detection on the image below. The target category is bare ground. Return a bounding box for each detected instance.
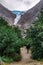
[2,47,43,65]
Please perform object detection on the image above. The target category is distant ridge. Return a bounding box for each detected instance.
[0,4,16,18]
[18,0,43,30]
[0,4,16,26]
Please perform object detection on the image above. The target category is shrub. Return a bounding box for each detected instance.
[26,11,43,60]
[0,17,23,62]
[13,54,21,61]
[1,56,13,63]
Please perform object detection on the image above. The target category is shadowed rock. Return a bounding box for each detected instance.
[0,4,16,26]
[18,0,43,30]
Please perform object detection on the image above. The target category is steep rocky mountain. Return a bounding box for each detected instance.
[0,4,16,26]
[18,0,43,30]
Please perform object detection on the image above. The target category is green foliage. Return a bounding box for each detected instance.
[26,11,43,60]
[0,17,8,26]
[13,54,21,61]
[0,17,24,62]
[1,56,13,63]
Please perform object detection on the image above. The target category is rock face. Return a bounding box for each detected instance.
[18,0,43,30]
[0,4,16,26]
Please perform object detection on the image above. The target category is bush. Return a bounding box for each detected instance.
[26,11,43,60]
[0,17,23,62]
[0,17,8,26]
[13,54,21,61]
[1,56,13,63]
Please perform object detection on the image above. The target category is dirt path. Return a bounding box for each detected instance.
[20,47,32,62]
[9,62,43,65]
[9,47,43,65]
[3,47,43,65]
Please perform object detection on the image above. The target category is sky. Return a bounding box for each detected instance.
[0,0,40,11]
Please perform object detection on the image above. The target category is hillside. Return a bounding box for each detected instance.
[0,4,16,26]
[18,0,43,30]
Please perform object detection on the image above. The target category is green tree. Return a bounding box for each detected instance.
[26,10,43,60]
[0,17,24,62]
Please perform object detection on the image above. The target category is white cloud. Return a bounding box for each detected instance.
[0,0,40,11]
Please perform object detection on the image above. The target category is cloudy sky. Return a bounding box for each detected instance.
[0,0,40,11]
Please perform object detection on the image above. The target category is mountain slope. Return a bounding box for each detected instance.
[0,4,16,26]
[18,0,43,30]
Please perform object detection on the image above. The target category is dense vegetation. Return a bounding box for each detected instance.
[26,10,43,60]
[0,17,25,62]
[0,10,43,62]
